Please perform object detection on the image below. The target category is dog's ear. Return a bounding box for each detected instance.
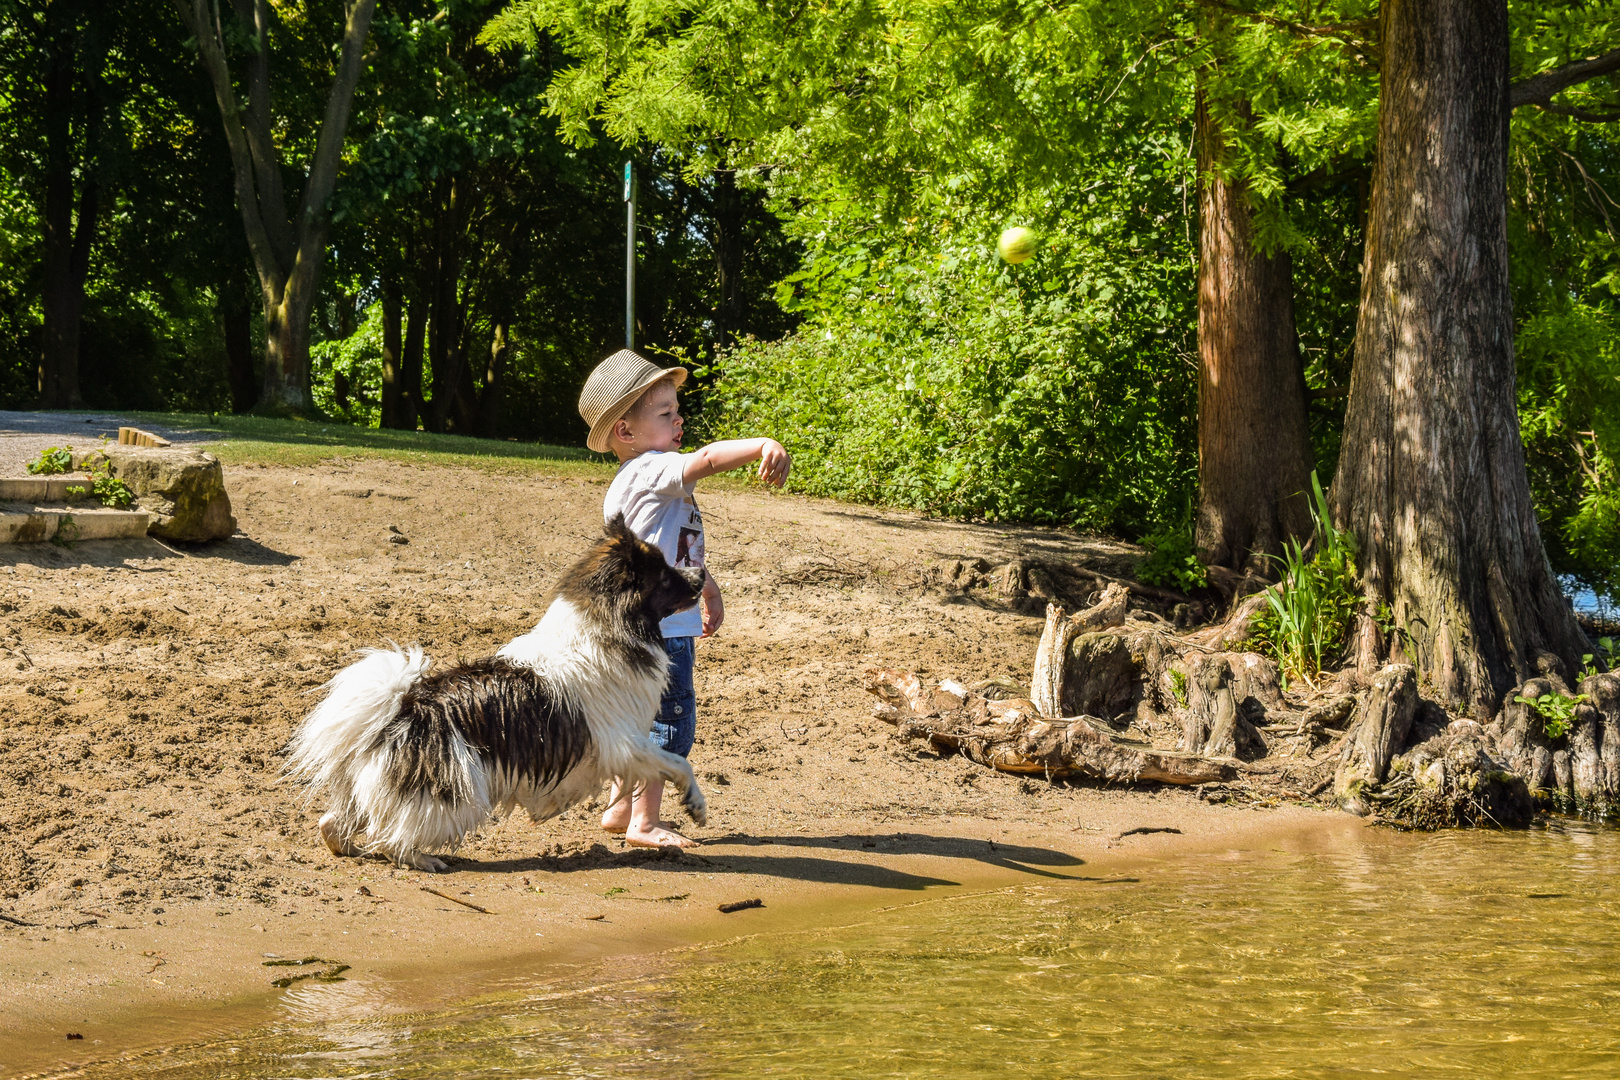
[604,513,632,544]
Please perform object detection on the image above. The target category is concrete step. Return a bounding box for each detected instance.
[0,475,97,501]
[0,507,151,543]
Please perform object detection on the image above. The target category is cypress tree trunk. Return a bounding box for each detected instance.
[1331,0,1588,716]
[1194,93,1314,572]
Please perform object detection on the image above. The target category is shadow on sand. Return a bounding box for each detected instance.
[450,831,1105,890]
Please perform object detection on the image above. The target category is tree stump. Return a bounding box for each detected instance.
[1180,655,1267,760]
[1334,664,1418,815]
[1491,672,1620,816]
[1030,583,1129,717]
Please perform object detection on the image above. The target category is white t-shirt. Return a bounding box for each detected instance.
[602,450,705,638]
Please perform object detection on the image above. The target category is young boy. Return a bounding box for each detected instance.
[578,349,791,848]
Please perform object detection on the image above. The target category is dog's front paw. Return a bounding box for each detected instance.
[682,787,708,828]
[398,851,449,873]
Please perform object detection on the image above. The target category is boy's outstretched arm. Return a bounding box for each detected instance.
[682,438,791,487]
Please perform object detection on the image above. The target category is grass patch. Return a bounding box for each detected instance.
[123,412,614,479]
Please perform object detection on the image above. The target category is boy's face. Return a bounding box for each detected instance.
[613,379,683,456]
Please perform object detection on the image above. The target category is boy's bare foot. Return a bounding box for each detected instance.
[601,801,631,834]
[624,822,700,849]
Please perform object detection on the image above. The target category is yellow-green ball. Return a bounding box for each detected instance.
[997,226,1037,264]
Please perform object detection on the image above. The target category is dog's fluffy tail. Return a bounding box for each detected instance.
[286,645,430,796]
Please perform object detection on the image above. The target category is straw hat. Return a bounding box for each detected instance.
[578,349,689,453]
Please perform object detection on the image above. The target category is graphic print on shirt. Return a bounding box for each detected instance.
[674,497,704,568]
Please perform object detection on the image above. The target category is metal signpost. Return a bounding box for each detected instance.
[624,161,636,349]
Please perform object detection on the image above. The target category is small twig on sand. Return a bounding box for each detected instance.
[0,912,38,927]
[1110,826,1183,843]
[718,898,764,913]
[420,886,492,914]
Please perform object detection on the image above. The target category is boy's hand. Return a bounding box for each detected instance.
[700,576,724,637]
[758,439,791,488]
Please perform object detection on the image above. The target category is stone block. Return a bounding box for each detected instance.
[73,446,236,541]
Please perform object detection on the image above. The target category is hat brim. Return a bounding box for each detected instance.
[586,365,689,453]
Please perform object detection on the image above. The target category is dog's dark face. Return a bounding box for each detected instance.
[559,516,706,641]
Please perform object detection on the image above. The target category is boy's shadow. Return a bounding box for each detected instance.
[453,832,1112,891]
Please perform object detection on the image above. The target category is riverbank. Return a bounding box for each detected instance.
[0,454,1361,1074]
[3,807,1367,1077]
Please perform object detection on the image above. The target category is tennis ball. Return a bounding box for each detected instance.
[997,226,1037,264]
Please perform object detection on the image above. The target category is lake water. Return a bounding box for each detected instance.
[48,820,1620,1079]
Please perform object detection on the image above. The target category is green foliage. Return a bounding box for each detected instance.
[1515,690,1589,741]
[311,305,384,428]
[1138,516,1208,595]
[699,225,1197,531]
[26,447,74,475]
[91,475,135,510]
[50,513,79,548]
[1249,474,1360,689]
[1169,668,1189,708]
[1582,638,1618,680]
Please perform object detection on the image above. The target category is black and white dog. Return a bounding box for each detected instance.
[286,517,708,871]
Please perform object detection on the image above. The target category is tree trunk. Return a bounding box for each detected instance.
[260,279,317,415]
[478,321,511,438]
[712,169,745,352]
[380,279,403,429]
[1331,0,1589,716]
[219,275,257,413]
[176,0,377,420]
[1194,91,1313,571]
[39,2,101,410]
[401,291,426,431]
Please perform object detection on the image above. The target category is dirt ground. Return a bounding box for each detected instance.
[0,456,1356,1073]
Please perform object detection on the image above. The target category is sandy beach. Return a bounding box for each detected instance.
[0,455,1362,1075]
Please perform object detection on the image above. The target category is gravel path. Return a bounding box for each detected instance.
[0,410,214,474]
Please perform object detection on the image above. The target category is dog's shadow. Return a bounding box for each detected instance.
[446,831,1095,891]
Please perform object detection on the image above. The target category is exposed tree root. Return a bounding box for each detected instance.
[878,555,1617,828]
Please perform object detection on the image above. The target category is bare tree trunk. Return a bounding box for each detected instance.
[1194,90,1313,571]
[175,0,376,419]
[380,279,403,429]
[1331,0,1589,716]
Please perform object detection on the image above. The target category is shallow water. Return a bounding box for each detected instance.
[57,823,1620,1078]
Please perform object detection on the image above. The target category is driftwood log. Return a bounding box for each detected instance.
[865,668,1235,785]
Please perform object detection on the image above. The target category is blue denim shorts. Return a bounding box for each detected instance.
[651,636,697,758]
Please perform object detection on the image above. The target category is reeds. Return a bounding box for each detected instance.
[1251,474,1360,689]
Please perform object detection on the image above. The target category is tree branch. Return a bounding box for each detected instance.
[1533,101,1620,124]
[1196,0,1377,58]
[231,0,296,271]
[1512,47,1620,111]
[290,0,377,293]
[173,0,280,290]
